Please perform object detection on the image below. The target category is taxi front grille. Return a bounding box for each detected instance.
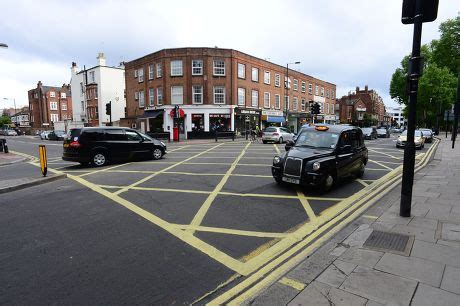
[284,158,302,177]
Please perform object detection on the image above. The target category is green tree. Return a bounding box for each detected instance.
[431,15,460,75]
[0,115,12,128]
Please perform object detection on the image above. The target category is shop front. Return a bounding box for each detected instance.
[324,115,337,125]
[261,110,284,130]
[137,109,164,133]
[234,108,261,136]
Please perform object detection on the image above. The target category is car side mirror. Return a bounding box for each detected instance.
[340,144,352,153]
[285,140,294,151]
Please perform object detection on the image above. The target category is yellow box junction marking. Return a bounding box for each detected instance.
[188,142,252,233]
[278,277,306,291]
[368,159,393,170]
[368,148,402,160]
[296,189,317,222]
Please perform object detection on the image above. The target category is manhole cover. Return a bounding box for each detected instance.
[363,230,414,256]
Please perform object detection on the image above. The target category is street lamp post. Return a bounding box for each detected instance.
[285,61,300,128]
[3,97,17,116]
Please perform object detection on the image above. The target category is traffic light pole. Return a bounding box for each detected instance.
[109,100,112,125]
[452,69,459,148]
[400,0,423,217]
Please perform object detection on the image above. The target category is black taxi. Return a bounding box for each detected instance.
[272,125,368,191]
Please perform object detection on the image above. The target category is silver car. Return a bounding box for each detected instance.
[262,127,294,144]
[420,128,433,143]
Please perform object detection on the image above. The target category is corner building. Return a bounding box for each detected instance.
[123,47,336,139]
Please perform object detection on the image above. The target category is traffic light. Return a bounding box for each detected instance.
[311,102,321,115]
[105,102,111,116]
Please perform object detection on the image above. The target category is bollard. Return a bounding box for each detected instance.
[0,139,3,152]
[4,143,8,154]
[38,145,47,177]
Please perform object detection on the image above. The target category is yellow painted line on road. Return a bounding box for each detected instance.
[9,150,38,162]
[370,160,402,165]
[366,168,390,171]
[189,142,252,233]
[176,225,288,238]
[273,144,281,155]
[168,145,190,153]
[79,162,133,177]
[66,174,246,275]
[106,170,226,176]
[356,179,369,187]
[98,184,212,195]
[236,163,269,167]
[232,173,272,178]
[368,148,402,160]
[368,159,393,170]
[278,277,306,291]
[219,191,344,202]
[113,143,225,196]
[362,215,379,219]
[296,189,317,222]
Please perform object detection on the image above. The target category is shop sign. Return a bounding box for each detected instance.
[262,110,284,117]
[325,115,336,121]
[237,108,261,115]
[316,115,324,120]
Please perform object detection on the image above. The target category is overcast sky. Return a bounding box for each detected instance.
[0,0,457,110]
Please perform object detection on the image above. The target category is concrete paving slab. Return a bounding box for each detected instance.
[440,222,460,242]
[411,239,460,268]
[339,248,384,268]
[249,282,299,306]
[377,211,412,225]
[289,281,367,306]
[408,217,438,230]
[441,265,460,295]
[340,269,417,306]
[391,224,436,243]
[341,224,373,248]
[374,253,444,287]
[412,283,460,306]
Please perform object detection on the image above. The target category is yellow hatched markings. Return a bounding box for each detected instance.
[368,159,393,170]
[79,162,133,177]
[278,277,306,291]
[219,191,344,202]
[356,179,369,187]
[370,160,402,165]
[175,225,288,239]
[366,168,391,171]
[368,148,402,160]
[188,142,252,233]
[113,143,226,196]
[296,189,317,222]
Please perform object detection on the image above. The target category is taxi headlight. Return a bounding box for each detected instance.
[312,162,321,171]
[160,141,166,147]
[273,156,281,164]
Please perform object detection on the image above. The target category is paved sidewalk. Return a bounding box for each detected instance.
[251,137,460,306]
[0,152,27,166]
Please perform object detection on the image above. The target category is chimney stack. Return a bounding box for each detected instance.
[356,86,360,92]
[365,85,368,92]
[97,52,106,66]
[71,62,78,74]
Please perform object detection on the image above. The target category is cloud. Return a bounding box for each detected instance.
[0,0,457,108]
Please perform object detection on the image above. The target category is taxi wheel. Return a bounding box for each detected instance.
[321,174,335,192]
[356,162,365,178]
[263,140,267,144]
[274,177,283,185]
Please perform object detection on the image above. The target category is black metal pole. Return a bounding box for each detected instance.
[400,0,423,218]
[285,64,289,127]
[446,110,449,138]
[109,100,112,125]
[452,69,460,148]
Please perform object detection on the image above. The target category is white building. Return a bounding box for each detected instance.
[387,106,406,127]
[11,110,30,127]
[70,53,126,126]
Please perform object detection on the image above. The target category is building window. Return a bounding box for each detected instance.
[149,65,154,80]
[89,71,95,83]
[326,103,329,114]
[293,79,298,91]
[264,92,270,108]
[138,91,145,107]
[331,90,335,99]
[50,114,59,122]
[156,63,162,78]
[213,60,225,76]
[309,83,313,94]
[171,86,183,104]
[301,98,306,111]
[284,96,289,110]
[331,103,335,113]
[326,89,330,98]
[293,97,298,111]
[252,67,259,82]
[137,69,144,82]
[149,88,155,106]
[237,88,245,106]
[135,91,139,100]
[61,103,67,110]
[301,81,306,93]
[315,85,319,95]
[60,92,66,99]
[50,91,55,98]
[170,60,183,76]
[251,90,259,107]
[81,101,84,112]
[192,60,203,75]
[157,88,163,105]
[213,86,225,104]
[80,83,84,95]
[192,85,203,104]
[275,74,281,87]
[264,71,270,84]
[50,101,58,110]
[321,87,324,97]
[237,63,245,79]
[275,94,281,109]
[134,69,138,78]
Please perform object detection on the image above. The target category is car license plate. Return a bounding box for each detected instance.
[282,176,300,184]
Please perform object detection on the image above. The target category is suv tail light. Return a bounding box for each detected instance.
[273,132,279,136]
[69,137,81,148]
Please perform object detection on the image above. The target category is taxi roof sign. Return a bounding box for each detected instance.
[315,125,329,131]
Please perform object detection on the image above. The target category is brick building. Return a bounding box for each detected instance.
[28,81,72,130]
[337,85,387,126]
[123,47,336,139]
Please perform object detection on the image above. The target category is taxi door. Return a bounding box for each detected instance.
[336,131,354,178]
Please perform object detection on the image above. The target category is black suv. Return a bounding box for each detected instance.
[272,125,368,191]
[63,127,167,166]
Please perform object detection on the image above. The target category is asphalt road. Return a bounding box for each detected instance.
[0,134,433,304]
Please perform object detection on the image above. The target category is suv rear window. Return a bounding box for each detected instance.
[69,129,81,138]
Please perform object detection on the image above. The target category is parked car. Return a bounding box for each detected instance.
[419,128,433,143]
[62,127,167,167]
[262,127,295,144]
[376,127,390,138]
[361,127,378,140]
[5,129,18,136]
[40,130,52,140]
[272,125,368,192]
[396,130,425,149]
[390,127,403,133]
[48,130,67,141]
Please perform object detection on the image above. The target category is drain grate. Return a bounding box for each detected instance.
[363,230,414,256]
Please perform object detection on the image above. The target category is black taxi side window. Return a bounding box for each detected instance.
[350,130,359,149]
[340,131,351,147]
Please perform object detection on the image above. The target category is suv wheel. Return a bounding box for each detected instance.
[152,148,163,160]
[91,151,107,167]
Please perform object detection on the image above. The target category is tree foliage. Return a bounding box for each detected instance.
[390,15,459,128]
[0,115,12,128]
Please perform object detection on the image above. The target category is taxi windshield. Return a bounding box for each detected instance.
[295,130,340,149]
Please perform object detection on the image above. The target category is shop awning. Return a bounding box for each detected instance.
[266,116,285,123]
[139,110,163,119]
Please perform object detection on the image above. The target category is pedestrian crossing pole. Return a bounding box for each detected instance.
[38,145,47,177]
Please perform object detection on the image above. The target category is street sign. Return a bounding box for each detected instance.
[245,115,250,122]
[402,0,439,24]
[38,145,47,177]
